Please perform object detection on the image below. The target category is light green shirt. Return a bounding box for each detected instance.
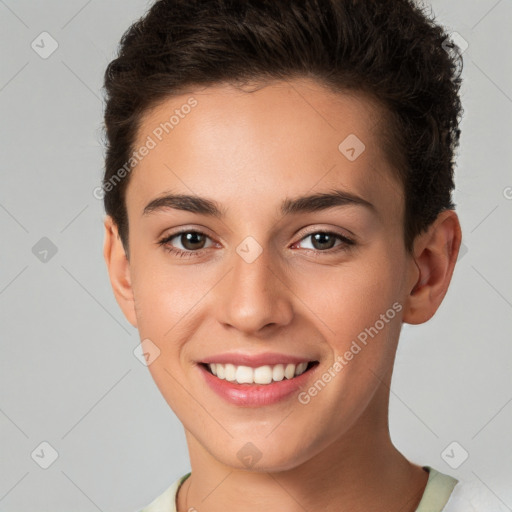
[139,465,458,512]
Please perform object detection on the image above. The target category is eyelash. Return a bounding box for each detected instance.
[157,229,356,259]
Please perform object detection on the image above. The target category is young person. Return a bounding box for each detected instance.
[100,1,506,510]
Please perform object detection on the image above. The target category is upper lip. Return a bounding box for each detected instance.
[200,352,318,368]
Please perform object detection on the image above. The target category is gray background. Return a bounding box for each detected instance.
[0,0,511,510]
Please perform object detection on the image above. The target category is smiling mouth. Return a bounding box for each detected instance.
[199,361,319,385]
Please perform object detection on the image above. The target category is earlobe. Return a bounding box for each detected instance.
[402,210,462,325]
[102,216,138,328]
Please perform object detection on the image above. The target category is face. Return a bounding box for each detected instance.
[110,78,420,471]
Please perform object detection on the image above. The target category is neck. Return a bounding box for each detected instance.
[177,374,429,512]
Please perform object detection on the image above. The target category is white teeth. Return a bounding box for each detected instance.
[295,362,308,376]
[254,365,273,384]
[206,361,312,384]
[272,364,285,382]
[284,363,295,379]
[224,363,236,381]
[236,365,254,384]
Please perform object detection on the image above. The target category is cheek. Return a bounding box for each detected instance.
[296,257,401,335]
[292,256,404,385]
[130,266,203,409]
[131,259,199,336]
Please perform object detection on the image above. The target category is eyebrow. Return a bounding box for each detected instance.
[142,189,376,218]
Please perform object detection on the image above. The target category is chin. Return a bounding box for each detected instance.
[210,440,314,473]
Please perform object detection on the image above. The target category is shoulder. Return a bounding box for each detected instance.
[137,473,191,512]
[415,466,509,512]
[442,474,510,512]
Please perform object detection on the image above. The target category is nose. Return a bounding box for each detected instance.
[215,242,294,335]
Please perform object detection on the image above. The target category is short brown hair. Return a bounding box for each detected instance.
[101,0,463,257]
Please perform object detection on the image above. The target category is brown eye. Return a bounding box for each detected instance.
[157,230,214,258]
[295,231,355,253]
[179,232,207,250]
[310,232,338,250]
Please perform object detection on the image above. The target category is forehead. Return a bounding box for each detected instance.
[126,78,403,224]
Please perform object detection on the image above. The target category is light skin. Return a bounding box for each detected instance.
[103,78,461,512]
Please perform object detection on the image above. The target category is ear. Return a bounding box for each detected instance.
[402,210,462,325]
[103,215,137,328]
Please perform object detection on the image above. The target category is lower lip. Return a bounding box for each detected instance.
[198,363,318,407]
